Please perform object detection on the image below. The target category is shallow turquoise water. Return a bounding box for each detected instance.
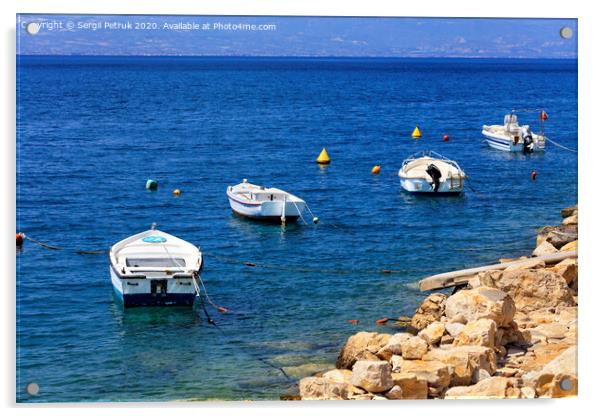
[16,56,577,402]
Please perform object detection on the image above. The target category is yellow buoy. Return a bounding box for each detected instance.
[371,165,381,174]
[173,189,181,197]
[412,126,422,139]
[316,148,331,164]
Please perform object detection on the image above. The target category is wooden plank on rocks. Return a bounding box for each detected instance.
[418,250,577,292]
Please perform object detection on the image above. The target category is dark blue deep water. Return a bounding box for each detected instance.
[16,56,577,402]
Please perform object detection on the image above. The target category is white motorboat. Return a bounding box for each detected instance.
[109,225,202,307]
[482,111,546,153]
[398,151,466,195]
[227,179,308,223]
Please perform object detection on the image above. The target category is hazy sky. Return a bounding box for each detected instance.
[17,15,578,58]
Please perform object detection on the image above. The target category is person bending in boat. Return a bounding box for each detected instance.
[426,164,442,192]
[520,126,535,154]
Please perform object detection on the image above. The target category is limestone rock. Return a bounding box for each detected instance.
[523,346,577,398]
[384,385,403,400]
[479,269,574,313]
[536,225,578,248]
[336,332,391,369]
[419,321,445,345]
[400,336,429,360]
[409,293,447,333]
[391,373,428,399]
[560,240,577,252]
[445,286,515,327]
[445,322,465,338]
[562,214,578,226]
[350,360,394,393]
[532,240,559,257]
[453,319,497,348]
[395,359,451,396]
[444,376,511,399]
[299,376,362,400]
[322,369,353,384]
[551,258,578,285]
[424,346,496,386]
[561,205,577,218]
[376,332,412,361]
[390,355,404,372]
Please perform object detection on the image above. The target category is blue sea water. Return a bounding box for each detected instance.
[16,56,577,402]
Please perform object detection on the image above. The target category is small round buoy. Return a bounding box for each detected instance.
[146,179,158,190]
[375,317,389,326]
[312,217,320,224]
[16,233,24,246]
[443,134,449,142]
[531,170,537,180]
[217,307,229,313]
[173,188,181,197]
[371,165,381,175]
[348,319,359,325]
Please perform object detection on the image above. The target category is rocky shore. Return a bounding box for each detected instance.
[298,205,578,400]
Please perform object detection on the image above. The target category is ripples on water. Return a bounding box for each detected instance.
[17,57,577,401]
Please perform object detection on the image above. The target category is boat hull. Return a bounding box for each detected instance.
[399,178,463,195]
[227,195,305,222]
[482,130,545,152]
[110,265,197,308]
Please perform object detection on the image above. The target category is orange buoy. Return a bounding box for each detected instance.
[348,319,360,325]
[16,233,24,246]
[217,307,229,313]
[531,170,537,180]
[375,317,389,326]
[371,165,381,175]
[443,134,449,141]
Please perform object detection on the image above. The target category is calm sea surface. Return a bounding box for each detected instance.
[16,56,577,402]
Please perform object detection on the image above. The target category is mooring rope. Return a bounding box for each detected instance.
[545,137,578,153]
[21,233,108,254]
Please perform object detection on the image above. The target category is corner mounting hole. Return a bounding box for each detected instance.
[560,378,573,391]
[26,22,41,35]
[26,382,39,396]
[560,27,573,40]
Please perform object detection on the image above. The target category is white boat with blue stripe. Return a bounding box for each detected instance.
[109,225,202,307]
[482,111,546,153]
[227,179,308,223]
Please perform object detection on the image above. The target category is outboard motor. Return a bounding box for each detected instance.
[426,164,442,192]
[523,134,534,154]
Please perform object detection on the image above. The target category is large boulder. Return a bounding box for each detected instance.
[350,360,394,393]
[444,377,513,399]
[322,369,353,384]
[299,376,363,400]
[376,332,412,361]
[444,322,465,338]
[423,346,496,386]
[409,293,447,333]
[550,258,578,285]
[523,346,577,398]
[536,225,578,249]
[395,359,451,396]
[562,214,578,226]
[532,240,559,257]
[336,332,391,369]
[445,287,515,327]
[560,240,578,252]
[400,336,429,360]
[479,269,575,313]
[453,319,497,348]
[390,373,428,399]
[418,321,445,346]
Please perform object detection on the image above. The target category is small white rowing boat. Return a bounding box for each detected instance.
[398,151,466,195]
[109,225,202,307]
[482,111,546,153]
[226,179,308,223]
